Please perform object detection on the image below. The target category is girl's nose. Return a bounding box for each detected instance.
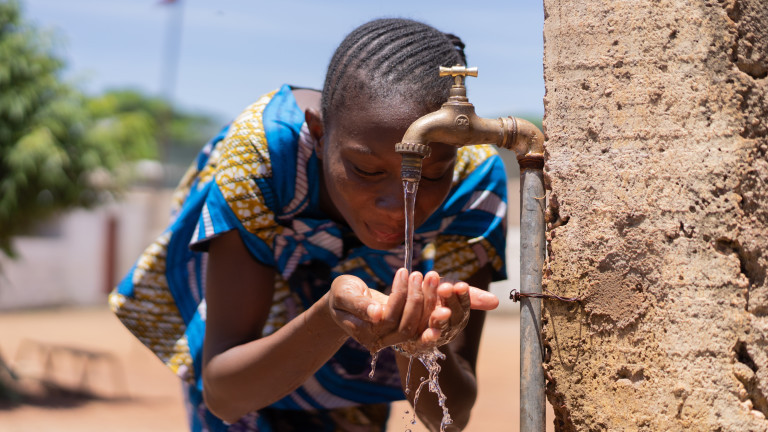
[374,181,405,217]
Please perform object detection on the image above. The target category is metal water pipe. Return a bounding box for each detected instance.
[395,65,546,432]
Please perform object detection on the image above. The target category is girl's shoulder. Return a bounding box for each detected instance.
[205,85,320,226]
[210,85,309,197]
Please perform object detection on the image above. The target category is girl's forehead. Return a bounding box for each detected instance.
[334,131,457,167]
[324,95,456,160]
[329,89,431,124]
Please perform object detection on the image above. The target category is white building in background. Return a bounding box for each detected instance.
[0,188,172,310]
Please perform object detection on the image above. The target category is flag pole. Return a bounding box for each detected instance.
[158,0,184,182]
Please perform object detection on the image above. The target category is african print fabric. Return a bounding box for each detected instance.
[109,84,508,431]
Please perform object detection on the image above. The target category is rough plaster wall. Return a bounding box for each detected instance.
[541,0,767,430]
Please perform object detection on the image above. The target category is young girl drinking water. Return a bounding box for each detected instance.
[111,17,508,432]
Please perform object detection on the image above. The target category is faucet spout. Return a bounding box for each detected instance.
[398,107,506,151]
[395,65,545,182]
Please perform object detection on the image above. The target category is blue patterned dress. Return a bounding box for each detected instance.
[110,85,508,431]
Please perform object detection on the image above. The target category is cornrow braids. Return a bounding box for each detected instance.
[321,18,467,123]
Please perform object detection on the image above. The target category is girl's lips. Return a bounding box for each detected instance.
[367,223,403,243]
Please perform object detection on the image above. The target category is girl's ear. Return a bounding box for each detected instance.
[305,108,325,158]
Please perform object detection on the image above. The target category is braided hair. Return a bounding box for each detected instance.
[321,18,467,123]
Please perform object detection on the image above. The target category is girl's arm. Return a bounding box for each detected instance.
[396,265,495,432]
[201,230,456,423]
[201,230,494,425]
[201,230,350,423]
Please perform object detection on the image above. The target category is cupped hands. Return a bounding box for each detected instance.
[327,268,498,353]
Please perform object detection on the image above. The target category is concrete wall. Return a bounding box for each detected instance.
[542,0,767,430]
[0,189,172,310]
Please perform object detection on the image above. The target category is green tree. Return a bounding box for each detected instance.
[0,0,120,256]
[86,88,219,162]
[0,0,219,257]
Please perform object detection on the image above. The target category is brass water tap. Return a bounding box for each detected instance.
[396,65,545,181]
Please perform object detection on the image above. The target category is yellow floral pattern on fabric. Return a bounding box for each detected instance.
[212,90,282,248]
[108,231,194,383]
[327,403,390,432]
[453,144,499,186]
[430,144,504,282]
[431,235,503,282]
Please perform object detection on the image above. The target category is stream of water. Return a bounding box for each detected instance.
[368,178,453,432]
[403,179,418,274]
[401,178,453,432]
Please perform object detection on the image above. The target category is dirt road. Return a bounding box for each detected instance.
[0,306,553,432]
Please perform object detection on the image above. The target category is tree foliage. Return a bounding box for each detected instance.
[1,0,99,255]
[0,0,218,257]
[86,89,219,162]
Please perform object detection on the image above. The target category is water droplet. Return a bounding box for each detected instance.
[368,350,379,379]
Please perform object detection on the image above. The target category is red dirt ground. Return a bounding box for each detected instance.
[0,306,554,432]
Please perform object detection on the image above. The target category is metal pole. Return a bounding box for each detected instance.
[519,165,546,431]
[160,0,184,106]
[158,0,185,169]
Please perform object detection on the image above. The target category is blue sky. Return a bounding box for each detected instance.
[21,0,544,122]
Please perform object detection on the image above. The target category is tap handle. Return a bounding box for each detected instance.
[439,65,478,86]
[439,65,478,78]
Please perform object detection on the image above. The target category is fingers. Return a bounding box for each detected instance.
[418,305,452,346]
[382,268,409,324]
[420,271,439,331]
[438,280,470,314]
[419,327,442,345]
[329,275,382,323]
[468,286,499,311]
[428,305,451,331]
[399,272,424,337]
[436,282,499,311]
[361,270,498,351]
[381,270,440,344]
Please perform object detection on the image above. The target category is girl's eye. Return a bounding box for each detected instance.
[421,170,449,182]
[353,166,383,177]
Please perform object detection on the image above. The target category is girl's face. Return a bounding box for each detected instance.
[313,102,457,251]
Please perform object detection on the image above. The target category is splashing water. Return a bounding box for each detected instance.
[369,350,379,379]
[405,356,414,394]
[374,347,452,432]
[409,348,452,431]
